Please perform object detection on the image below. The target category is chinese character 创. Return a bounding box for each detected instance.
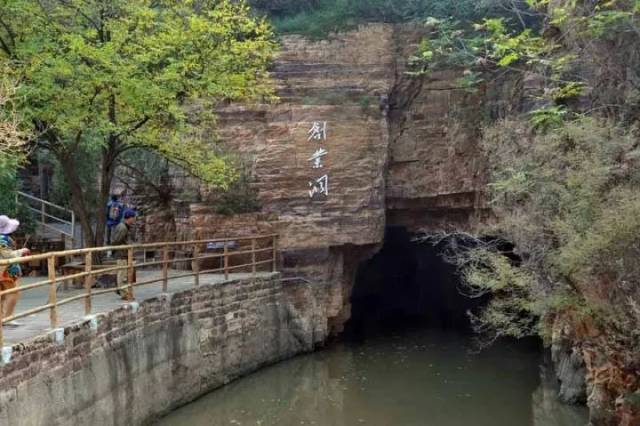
[307,121,327,141]
[308,148,328,169]
[309,175,329,198]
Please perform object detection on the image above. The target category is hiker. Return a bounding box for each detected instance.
[111,209,136,300]
[106,195,124,244]
[0,215,30,326]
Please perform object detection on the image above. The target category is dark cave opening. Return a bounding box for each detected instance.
[345,226,486,338]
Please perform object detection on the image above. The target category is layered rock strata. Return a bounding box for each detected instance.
[142,23,503,336]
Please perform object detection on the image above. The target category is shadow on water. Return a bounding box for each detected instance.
[345,226,485,341]
[158,227,589,426]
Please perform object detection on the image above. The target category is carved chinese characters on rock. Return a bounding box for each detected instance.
[307,121,329,199]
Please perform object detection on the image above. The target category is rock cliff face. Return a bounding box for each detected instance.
[144,23,510,334]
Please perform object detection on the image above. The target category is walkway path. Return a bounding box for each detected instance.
[3,270,273,345]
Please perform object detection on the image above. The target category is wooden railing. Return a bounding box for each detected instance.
[0,234,278,347]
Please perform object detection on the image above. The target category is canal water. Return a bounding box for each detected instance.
[157,327,589,426]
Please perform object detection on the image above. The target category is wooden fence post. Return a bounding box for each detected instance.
[193,244,200,287]
[84,252,93,316]
[48,255,58,329]
[162,245,169,292]
[127,247,135,299]
[251,238,256,277]
[223,241,229,280]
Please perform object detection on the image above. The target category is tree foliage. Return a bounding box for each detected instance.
[461,117,640,410]
[411,0,640,122]
[0,0,276,246]
[0,75,36,233]
[265,0,485,37]
[0,75,26,178]
[418,2,640,417]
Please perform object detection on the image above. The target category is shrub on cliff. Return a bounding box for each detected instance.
[411,3,640,421]
[266,0,484,37]
[458,116,640,421]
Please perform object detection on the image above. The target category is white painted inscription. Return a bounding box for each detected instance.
[309,175,329,198]
[308,148,328,169]
[306,121,329,199]
[307,121,327,141]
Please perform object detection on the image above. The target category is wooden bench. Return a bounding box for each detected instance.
[59,260,135,290]
[60,261,85,289]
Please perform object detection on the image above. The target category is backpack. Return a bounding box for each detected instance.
[108,203,122,222]
[0,235,21,278]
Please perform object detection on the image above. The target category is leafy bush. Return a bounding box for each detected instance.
[268,0,483,37]
[210,165,261,216]
[462,117,640,358]
[0,171,36,236]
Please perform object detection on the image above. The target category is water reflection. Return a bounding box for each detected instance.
[157,329,588,426]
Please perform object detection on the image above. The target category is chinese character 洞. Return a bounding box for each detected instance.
[307,121,327,141]
[308,148,328,169]
[309,175,329,198]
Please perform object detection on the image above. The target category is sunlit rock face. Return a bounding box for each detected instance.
[143,23,516,334]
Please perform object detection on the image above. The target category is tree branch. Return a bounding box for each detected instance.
[0,16,16,56]
[114,115,150,140]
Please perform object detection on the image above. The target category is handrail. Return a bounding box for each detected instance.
[17,191,74,214]
[16,191,76,247]
[0,234,279,347]
[23,206,73,227]
[0,234,279,266]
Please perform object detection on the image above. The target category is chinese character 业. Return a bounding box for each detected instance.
[307,121,327,141]
[309,175,329,198]
[308,148,328,169]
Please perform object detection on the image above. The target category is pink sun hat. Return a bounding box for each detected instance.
[0,215,20,235]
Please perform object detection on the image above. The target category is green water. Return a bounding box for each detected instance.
[157,329,589,426]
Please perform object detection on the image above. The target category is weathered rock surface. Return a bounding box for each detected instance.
[551,335,588,404]
[140,24,507,337]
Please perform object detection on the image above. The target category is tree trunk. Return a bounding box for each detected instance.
[53,136,120,251]
[56,152,96,247]
[94,137,119,248]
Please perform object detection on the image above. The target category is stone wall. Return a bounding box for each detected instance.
[0,275,327,426]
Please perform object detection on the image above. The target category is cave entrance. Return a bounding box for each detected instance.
[346,226,482,337]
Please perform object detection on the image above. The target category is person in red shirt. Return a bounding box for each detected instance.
[0,215,30,326]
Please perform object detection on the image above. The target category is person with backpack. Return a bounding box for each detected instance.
[106,195,124,244]
[111,209,137,300]
[0,215,30,326]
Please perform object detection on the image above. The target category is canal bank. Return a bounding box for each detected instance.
[0,273,329,426]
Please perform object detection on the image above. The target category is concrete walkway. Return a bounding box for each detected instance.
[2,270,273,345]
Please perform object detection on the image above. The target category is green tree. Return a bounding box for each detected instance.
[0,75,36,234]
[0,0,276,247]
[0,75,25,179]
[415,3,640,418]
[410,0,640,121]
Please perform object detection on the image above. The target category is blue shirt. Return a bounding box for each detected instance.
[106,201,124,227]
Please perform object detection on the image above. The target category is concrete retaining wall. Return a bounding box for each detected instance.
[0,274,325,425]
